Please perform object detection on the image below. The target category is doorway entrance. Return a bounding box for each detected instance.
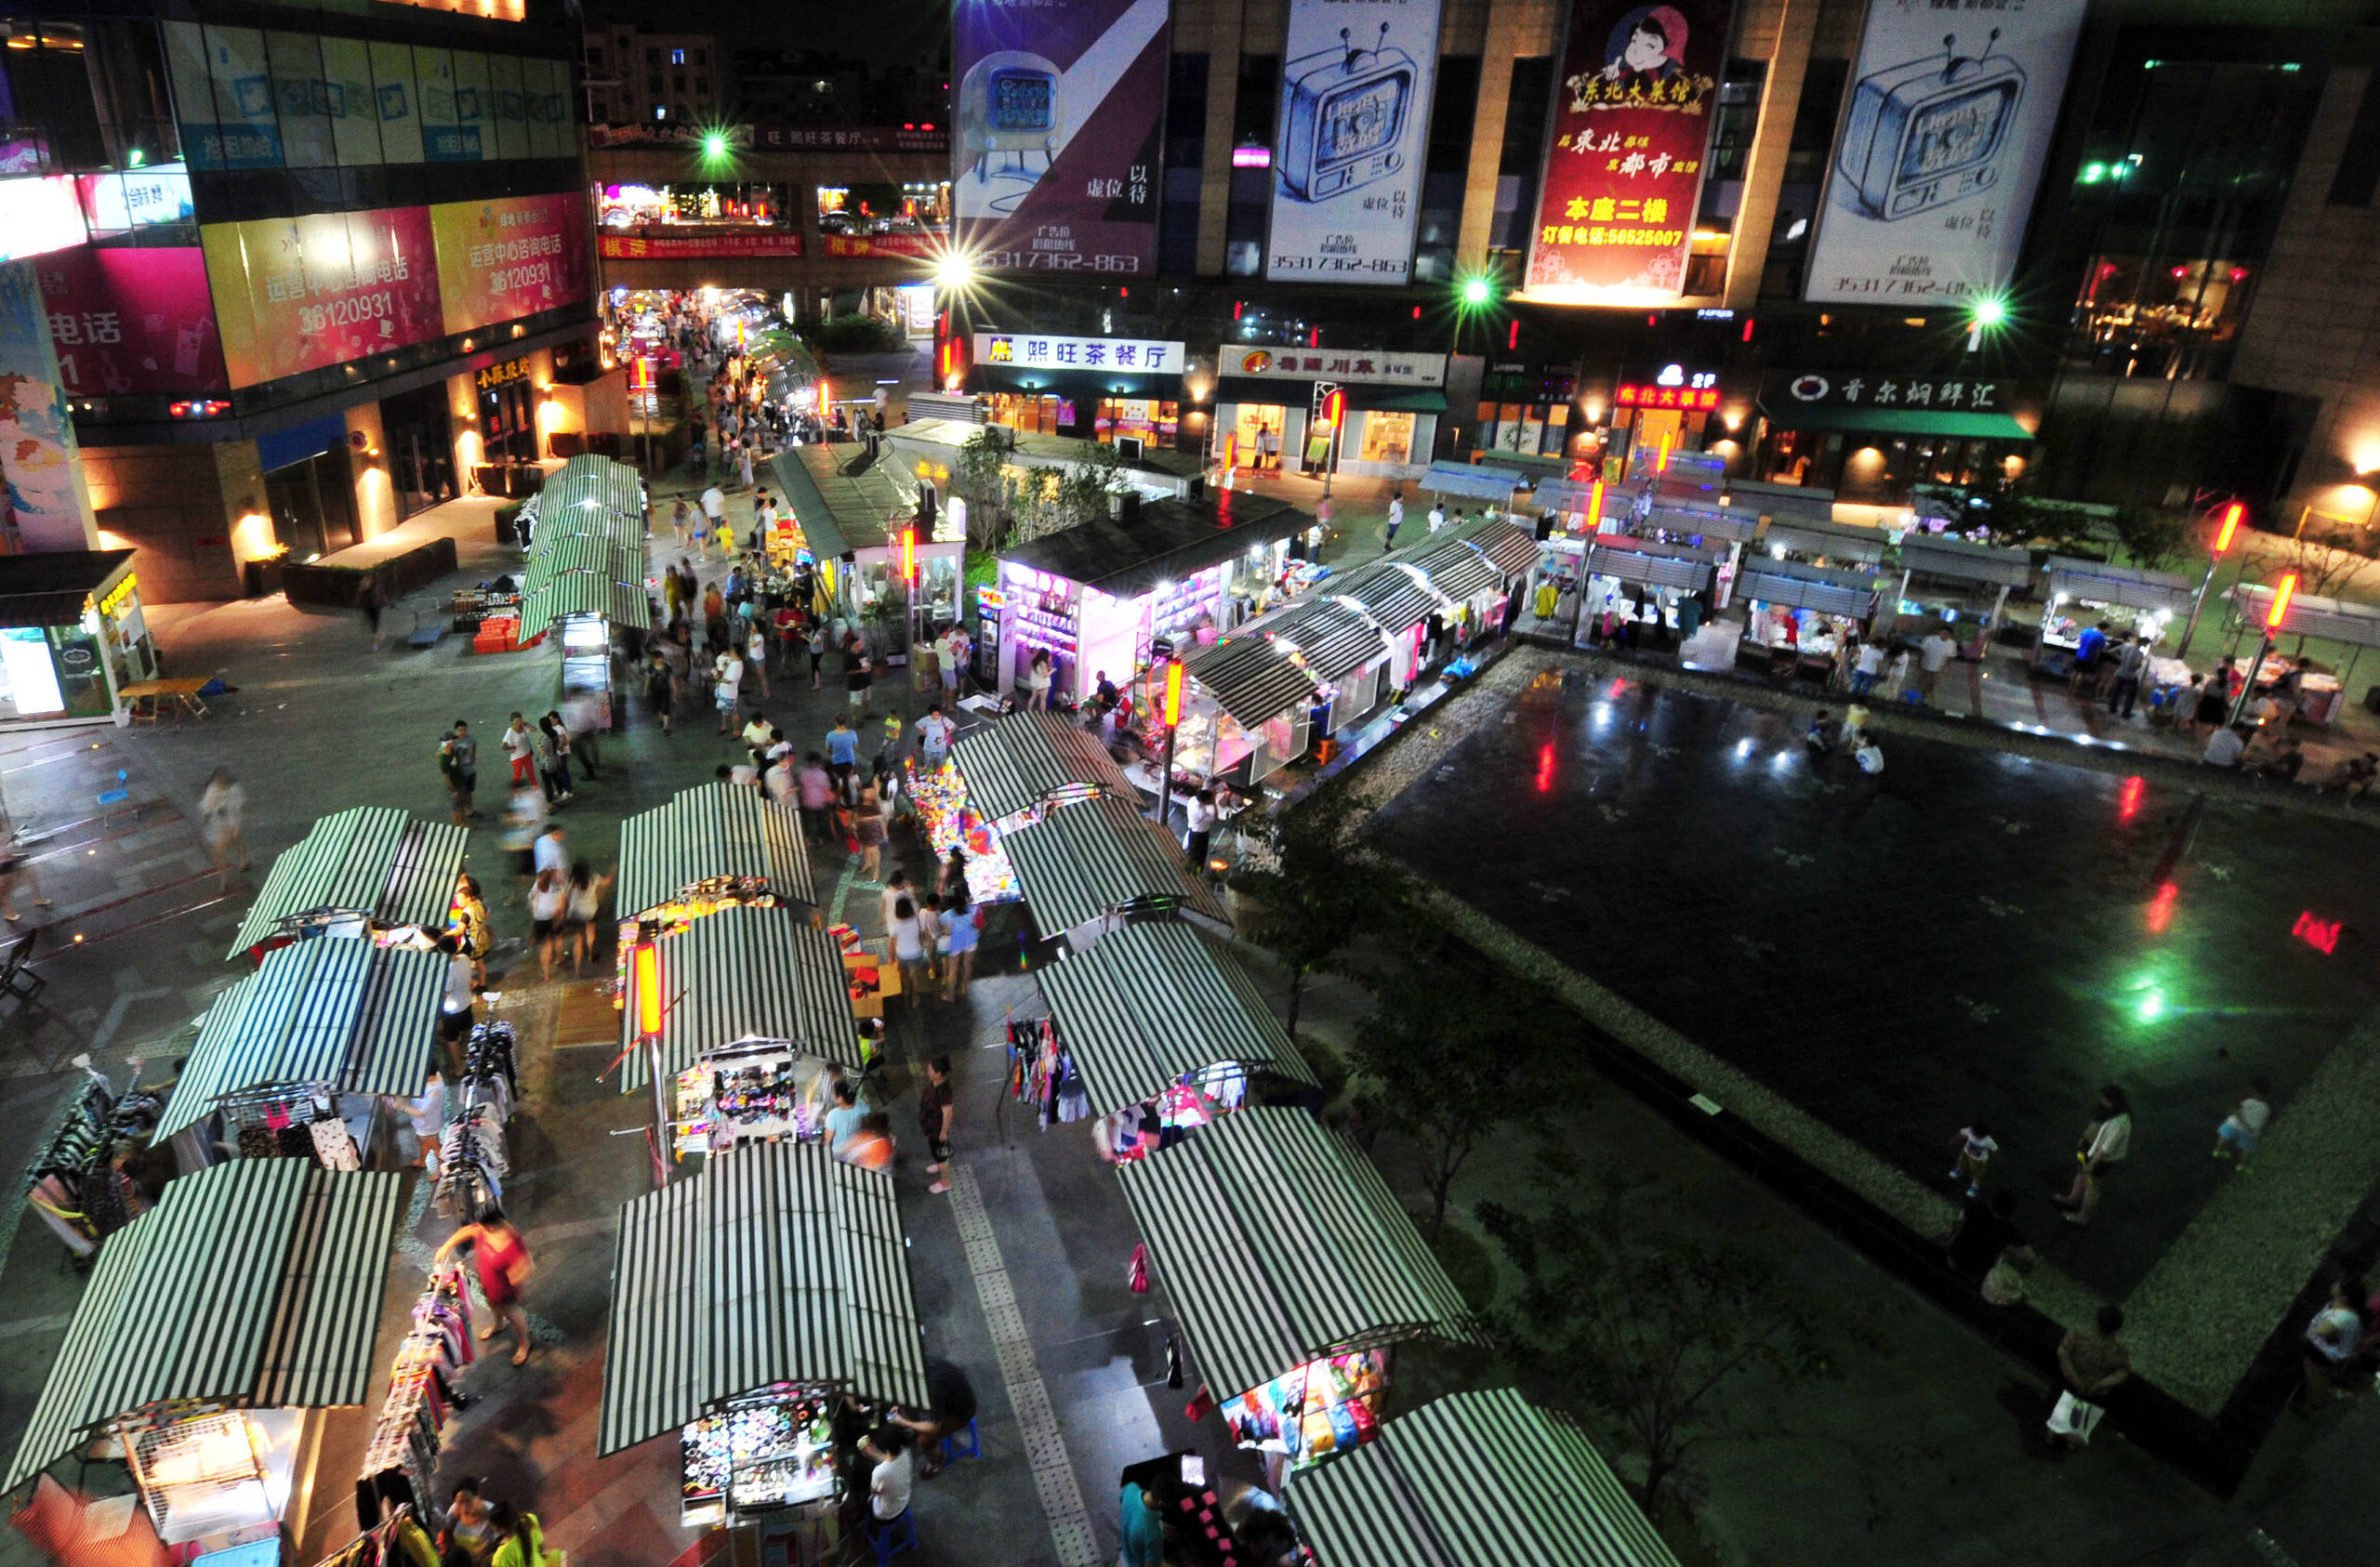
[264,447,359,561]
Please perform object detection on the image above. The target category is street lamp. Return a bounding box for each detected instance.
[2228,571,2295,727]
[2175,500,2242,657]
[1450,270,1501,356]
[1155,652,1183,838]
[1964,295,2007,351]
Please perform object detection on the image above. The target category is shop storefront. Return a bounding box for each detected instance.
[1002,793,1227,951]
[970,332,1188,448]
[6,1159,403,1554]
[1211,346,1448,481]
[1754,371,2037,506]
[0,550,147,727]
[477,357,543,465]
[258,415,361,562]
[152,939,443,1173]
[229,806,469,962]
[379,383,459,520]
[599,1141,931,1536]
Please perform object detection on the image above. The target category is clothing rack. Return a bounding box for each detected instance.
[21,1079,166,1256]
[356,1271,475,1533]
[217,1084,364,1170]
[316,1502,436,1567]
[1005,1019,1090,1129]
[434,1022,517,1219]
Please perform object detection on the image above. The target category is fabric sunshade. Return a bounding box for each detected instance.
[1587,545,1713,592]
[949,710,1138,824]
[1035,921,1316,1114]
[2044,557,2197,616]
[2228,584,2380,649]
[523,535,642,596]
[1187,632,1322,729]
[619,905,862,1090]
[231,808,468,957]
[519,575,653,639]
[1005,794,1226,935]
[1762,518,1888,564]
[156,941,445,1141]
[1417,463,1529,503]
[1285,1389,1681,1567]
[1270,597,1391,683]
[7,1160,402,1490]
[1641,504,1756,544]
[619,783,816,916]
[1736,561,1878,617]
[1438,519,1540,577]
[1897,533,2032,588]
[1403,540,1502,601]
[1115,1107,1478,1402]
[598,1139,930,1455]
[1329,562,1455,639]
[1724,480,1836,524]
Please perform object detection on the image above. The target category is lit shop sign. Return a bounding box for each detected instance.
[1615,365,1719,410]
[79,165,194,232]
[1781,372,2007,409]
[974,334,1184,375]
[1219,346,1446,387]
[476,357,535,390]
[96,573,139,618]
[0,177,88,262]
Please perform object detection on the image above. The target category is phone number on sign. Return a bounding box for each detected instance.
[486,262,554,293]
[978,251,1142,272]
[299,291,394,335]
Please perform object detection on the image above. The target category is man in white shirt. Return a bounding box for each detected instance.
[500,712,537,787]
[1384,493,1406,549]
[916,704,957,768]
[1918,630,1957,703]
[1183,790,1219,870]
[938,626,971,699]
[863,1428,915,1523]
[700,483,726,533]
[1851,640,1885,698]
[2202,725,2247,768]
[531,823,567,879]
[1855,738,1884,775]
[1426,502,1447,533]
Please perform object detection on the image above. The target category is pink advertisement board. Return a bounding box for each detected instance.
[36,247,229,397]
[431,191,591,334]
[201,204,444,388]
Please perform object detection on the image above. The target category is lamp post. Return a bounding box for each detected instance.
[2228,572,2295,728]
[2175,500,2242,658]
[1155,652,1183,838]
[633,938,668,1190]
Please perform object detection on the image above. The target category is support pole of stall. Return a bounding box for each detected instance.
[1156,655,1183,839]
[635,940,670,1190]
[2228,573,2295,728]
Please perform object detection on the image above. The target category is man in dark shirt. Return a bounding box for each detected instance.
[893,1356,980,1477]
[920,1056,954,1195]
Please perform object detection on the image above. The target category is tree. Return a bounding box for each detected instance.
[1345,933,1552,1240]
[1477,1147,1846,1523]
[953,428,1013,551]
[2109,504,2191,574]
[1232,788,1404,1041]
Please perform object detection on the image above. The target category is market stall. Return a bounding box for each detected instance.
[1401,535,1508,649]
[991,493,1312,705]
[1725,477,1837,526]
[1030,920,1316,1123]
[6,1159,403,1553]
[0,549,150,729]
[1284,1388,1681,1567]
[908,710,1142,906]
[522,454,647,548]
[1325,560,1459,689]
[152,940,445,1170]
[615,783,817,999]
[1578,538,1722,646]
[617,905,866,1165]
[1415,461,1529,507]
[1003,793,1227,948]
[229,808,469,961]
[1115,1107,1478,1474]
[597,1139,931,1532]
[1759,515,1889,569]
[1890,532,2033,651]
[2034,558,2197,675]
[1180,630,1326,785]
[2223,583,2380,722]
[21,1073,168,1259]
[769,442,958,637]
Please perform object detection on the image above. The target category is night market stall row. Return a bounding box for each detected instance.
[155,938,445,1172]
[1117,1107,1477,1478]
[768,441,960,635]
[599,1139,932,1533]
[1027,919,1316,1139]
[229,808,469,962]
[518,454,647,548]
[1284,1388,1682,1567]
[1004,792,1227,949]
[520,456,652,716]
[614,782,817,999]
[907,708,1142,907]
[618,904,867,1166]
[6,1160,403,1556]
[2223,582,2380,722]
[2032,557,2197,675]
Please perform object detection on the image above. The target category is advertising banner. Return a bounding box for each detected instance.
[201,204,443,388]
[599,232,806,259]
[952,0,1167,274]
[1218,345,1446,386]
[0,260,99,552]
[823,232,939,260]
[1802,0,2086,304]
[1263,0,1442,284]
[37,248,230,397]
[1523,0,1734,304]
[430,191,590,334]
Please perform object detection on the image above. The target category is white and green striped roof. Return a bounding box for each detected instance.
[1003,794,1225,936]
[618,783,816,916]
[619,904,863,1090]
[536,457,645,530]
[230,807,467,958]
[7,1160,403,1490]
[1286,1389,1680,1567]
[522,534,644,598]
[598,1140,930,1455]
[519,573,653,639]
[157,940,445,1142]
[948,709,1137,825]
[1115,1107,1478,1401]
[1035,920,1314,1114]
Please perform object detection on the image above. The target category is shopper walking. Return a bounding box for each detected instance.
[826,717,861,788]
[916,704,956,770]
[527,866,567,981]
[890,896,929,1006]
[2213,1077,2272,1169]
[485,1504,549,1567]
[798,753,835,841]
[644,651,676,735]
[501,713,536,788]
[2051,1085,2131,1226]
[2108,636,2149,718]
[564,858,613,972]
[198,769,246,890]
[432,1211,536,1364]
[438,720,479,826]
[847,640,875,718]
[941,897,979,1003]
[921,1056,955,1195]
[1383,491,1405,550]
[715,649,745,734]
[534,713,573,804]
[436,933,476,1076]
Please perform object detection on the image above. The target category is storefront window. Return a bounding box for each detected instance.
[1096,398,1178,448]
[1359,412,1415,466]
[264,448,358,561]
[601,182,791,229]
[0,622,110,720]
[2066,255,2254,380]
[1234,404,1288,469]
[985,392,1073,435]
[818,181,950,236]
[481,379,538,464]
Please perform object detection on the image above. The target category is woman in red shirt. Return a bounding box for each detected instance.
[434,1211,536,1365]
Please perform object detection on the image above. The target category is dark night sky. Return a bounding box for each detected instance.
[583,0,949,70]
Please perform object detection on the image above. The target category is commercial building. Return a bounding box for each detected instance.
[927,0,2380,521]
[582,24,730,127]
[0,0,608,602]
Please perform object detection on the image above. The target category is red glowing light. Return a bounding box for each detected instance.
[1741,317,1754,343]
[2268,573,2296,629]
[2118,775,2143,822]
[1507,321,1520,350]
[2147,882,2179,934]
[2293,910,2341,955]
[1535,742,1556,794]
[1161,659,1183,729]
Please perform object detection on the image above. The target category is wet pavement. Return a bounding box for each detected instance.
[1365,669,2380,1301]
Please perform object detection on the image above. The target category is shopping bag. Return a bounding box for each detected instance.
[1183,1384,1216,1423]
[1127,1243,1150,1295]
[2046,1391,2104,1445]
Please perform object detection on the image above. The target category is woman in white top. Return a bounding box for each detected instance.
[564,858,614,972]
[527,867,568,982]
[2054,1085,2131,1227]
[1022,650,1053,710]
[889,896,928,1008]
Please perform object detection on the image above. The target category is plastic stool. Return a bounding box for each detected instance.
[938,1417,981,1464]
[865,1508,918,1564]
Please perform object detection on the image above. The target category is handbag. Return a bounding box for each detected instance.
[2046,1390,2103,1444]
[1127,1243,1150,1295]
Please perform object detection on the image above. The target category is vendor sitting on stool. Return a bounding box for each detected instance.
[890,1356,980,1477]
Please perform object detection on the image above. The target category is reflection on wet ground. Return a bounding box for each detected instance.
[1368,670,2380,1298]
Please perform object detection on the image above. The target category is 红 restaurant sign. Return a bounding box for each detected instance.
[1217,345,1446,387]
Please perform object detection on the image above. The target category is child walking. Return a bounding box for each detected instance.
[2213,1078,2272,1169]
[1949,1121,1998,1198]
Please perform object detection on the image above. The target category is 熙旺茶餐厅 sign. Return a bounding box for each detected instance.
[1218,347,1446,386]
[973,334,1184,375]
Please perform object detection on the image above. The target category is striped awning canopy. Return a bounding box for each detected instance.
[1587,543,1713,593]
[619,784,816,917]
[156,940,445,1141]
[230,808,468,958]
[1329,561,1455,639]
[2047,557,2197,616]
[7,1160,403,1490]
[598,1139,930,1455]
[1763,517,1887,565]
[620,905,862,1091]
[949,709,1137,824]
[1897,532,2032,588]
[520,574,653,639]
[1116,1107,1478,1402]
[1403,540,1502,602]
[2228,583,2380,649]
[1285,1389,1680,1567]
[1736,560,1878,617]
[1035,920,1316,1114]
[1005,795,1227,935]
[538,458,645,525]
[1187,632,1323,729]
[1269,597,1391,683]
[1439,518,1540,577]
[523,535,643,597]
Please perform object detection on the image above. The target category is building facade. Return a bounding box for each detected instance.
[582,24,729,126]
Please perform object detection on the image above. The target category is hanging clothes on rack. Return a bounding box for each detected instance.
[357,1273,475,1533]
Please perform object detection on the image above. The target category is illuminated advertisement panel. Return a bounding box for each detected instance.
[200,204,443,388]
[1263,0,1441,284]
[38,248,230,397]
[430,191,590,333]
